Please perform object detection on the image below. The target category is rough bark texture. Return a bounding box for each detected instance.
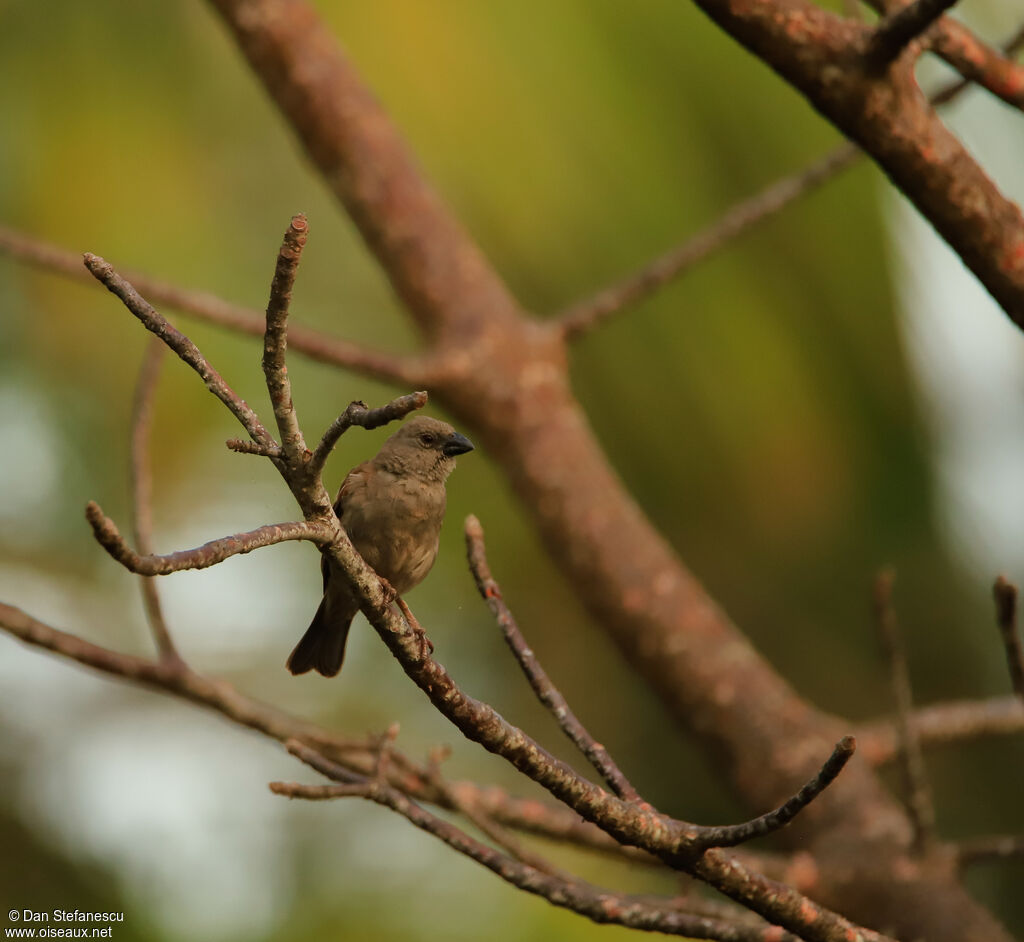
[203,1,1022,938]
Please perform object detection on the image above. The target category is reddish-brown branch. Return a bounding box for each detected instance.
[0,601,663,864]
[992,576,1024,702]
[956,834,1024,868]
[929,20,1024,111]
[557,143,861,340]
[857,695,1024,764]
[465,514,641,803]
[262,214,310,458]
[197,5,1012,938]
[277,741,810,942]
[0,224,425,384]
[685,0,1024,327]
[873,571,936,853]
[0,601,365,755]
[866,0,961,66]
[129,339,181,665]
[316,521,889,942]
[208,0,525,345]
[865,1,1024,112]
[557,23,1024,340]
[84,253,277,447]
[86,502,327,575]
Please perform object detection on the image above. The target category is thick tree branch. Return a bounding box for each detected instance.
[866,0,961,67]
[556,22,1024,340]
[465,514,641,803]
[197,5,1012,938]
[687,0,1024,328]
[86,502,327,575]
[208,0,525,344]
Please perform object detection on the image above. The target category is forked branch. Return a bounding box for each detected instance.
[274,741,807,942]
[70,226,880,942]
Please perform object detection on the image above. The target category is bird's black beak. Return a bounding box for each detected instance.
[442,432,474,457]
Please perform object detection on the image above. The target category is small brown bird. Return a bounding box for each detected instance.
[287,415,474,677]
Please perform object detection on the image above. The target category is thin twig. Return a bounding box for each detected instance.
[86,502,328,575]
[857,694,1024,764]
[263,214,309,458]
[557,144,861,339]
[422,747,570,878]
[275,741,805,942]
[992,576,1024,703]
[84,253,277,448]
[129,339,181,664]
[308,391,428,479]
[0,601,367,756]
[693,737,856,849]
[956,834,1024,868]
[873,570,936,854]
[866,0,961,66]
[0,224,423,385]
[465,515,641,802]
[556,20,1022,343]
[226,438,282,458]
[0,600,659,863]
[319,514,889,941]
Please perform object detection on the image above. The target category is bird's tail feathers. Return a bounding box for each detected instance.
[286,597,353,677]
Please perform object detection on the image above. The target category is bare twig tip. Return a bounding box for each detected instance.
[82,253,108,278]
[290,214,308,232]
[993,574,1018,611]
[85,499,109,535]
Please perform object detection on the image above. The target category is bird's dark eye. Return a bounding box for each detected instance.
[419,433,436,446]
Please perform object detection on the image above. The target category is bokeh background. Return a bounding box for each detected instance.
[2,0,1024,938]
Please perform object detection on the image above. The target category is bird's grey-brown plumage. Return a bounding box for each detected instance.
[287,416,474,677]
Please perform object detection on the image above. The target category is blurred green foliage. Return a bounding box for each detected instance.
[1,0,1022,939]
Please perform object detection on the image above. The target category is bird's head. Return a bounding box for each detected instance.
[377,415,474,480]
